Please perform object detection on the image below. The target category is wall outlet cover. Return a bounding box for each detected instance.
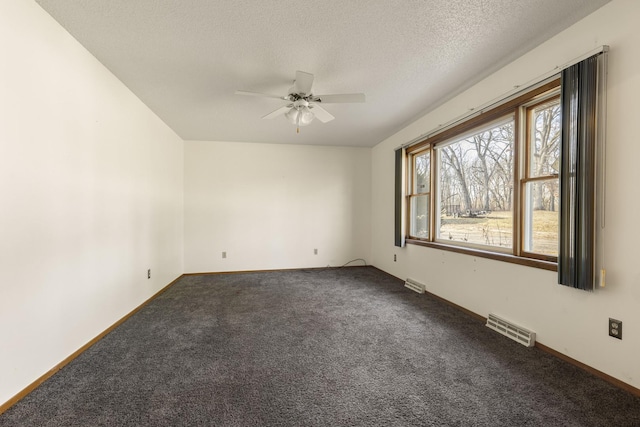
[609,318,622,340]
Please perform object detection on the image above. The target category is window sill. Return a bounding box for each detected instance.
[405,239,558,272]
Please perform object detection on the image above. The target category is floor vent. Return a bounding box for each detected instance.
[486,314,536,347]
[404,278,425,294]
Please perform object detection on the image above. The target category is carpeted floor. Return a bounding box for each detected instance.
[2,266,640,426]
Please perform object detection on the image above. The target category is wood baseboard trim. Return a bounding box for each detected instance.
[370,265,640,398]
[3,268,638,415]
[435,297,640,397]
[434,292,640,397]
[183,265,369,276]
[434,296,640,397]
[534,342,640,398]
[423,289,486,323]
[370,266,486,323]
[0,274,184,416]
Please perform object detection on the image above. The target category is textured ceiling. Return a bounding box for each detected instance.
[35,0,610,147]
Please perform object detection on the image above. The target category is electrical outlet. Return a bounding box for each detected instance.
[314,248,318,255]
[222,251,227,259]
[147,269,151,279]
[394,254,397,262]
[609,318,622,340]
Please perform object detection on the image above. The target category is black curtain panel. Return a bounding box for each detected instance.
[394,148,403,247]
[558,54,600,290]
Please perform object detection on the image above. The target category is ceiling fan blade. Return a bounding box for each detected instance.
[235,90,287,100]
[262,105,291,119]
[314,93,366,103]
[294,71,314,95]
[309,104,335,123]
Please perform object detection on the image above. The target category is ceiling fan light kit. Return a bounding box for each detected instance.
[236,71,365,134]
[285,100,314,133]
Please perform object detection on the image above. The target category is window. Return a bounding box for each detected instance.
[398,50,607,282]
[409,151,430,239]
[436,117,514,250]
[405,81,561,270]
[522,98,560,259]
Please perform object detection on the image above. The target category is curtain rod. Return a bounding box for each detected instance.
[396,45,609,151]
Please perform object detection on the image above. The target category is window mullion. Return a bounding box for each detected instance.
[514,107,524,257]
[429,145,436,242]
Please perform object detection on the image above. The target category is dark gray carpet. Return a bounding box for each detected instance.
[2,266,639,426]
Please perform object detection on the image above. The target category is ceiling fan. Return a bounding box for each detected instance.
[235,71,365,133]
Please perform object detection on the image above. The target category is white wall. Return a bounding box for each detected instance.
[0,0,184,406]
[2,0,636,410]
[371,0,640,389]
[184,141,371,272]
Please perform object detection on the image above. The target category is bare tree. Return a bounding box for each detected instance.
[532,103,561,210]
[439,121,514,216]
[486,124,514,211]
[440,144,473,212]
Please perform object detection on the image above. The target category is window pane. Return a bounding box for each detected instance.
[529,100,561,177]
[410,195,429,239]
[437,119,514,249]
[413,152,430,194]
[524,180,559,256]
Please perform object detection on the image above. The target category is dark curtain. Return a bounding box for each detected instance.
[394,148,403,247]
[558,54,599,290]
